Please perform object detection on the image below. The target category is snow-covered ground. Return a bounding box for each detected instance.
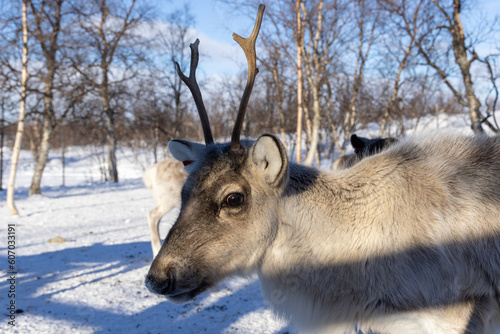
[1,112,499,333]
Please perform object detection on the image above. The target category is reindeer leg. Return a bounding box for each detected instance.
[148,207,163,258]
[148,202,178,258]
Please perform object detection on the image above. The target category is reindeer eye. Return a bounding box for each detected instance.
[225,193,244,207]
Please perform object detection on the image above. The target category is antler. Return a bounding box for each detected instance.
[231,4,265,151]
[174,39,214,145]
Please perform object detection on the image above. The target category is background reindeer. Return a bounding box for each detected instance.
[332,134,397,169]
[146,5,500,334]
[143,142,205,257]
[143,159,185,257]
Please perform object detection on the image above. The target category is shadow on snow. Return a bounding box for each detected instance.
[0,240,287,333]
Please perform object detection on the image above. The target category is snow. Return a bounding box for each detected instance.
[1,112,499,333]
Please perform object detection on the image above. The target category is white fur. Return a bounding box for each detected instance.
[148,132,500,333]
[143,159,186,257]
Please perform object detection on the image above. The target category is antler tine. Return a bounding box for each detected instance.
[174,39,214,145]
[231,4,265,151]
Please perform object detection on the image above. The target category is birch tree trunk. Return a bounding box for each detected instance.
[295,0,304,163]
[101,78,118,183]
[303,88,321,166]
[28,0,62,195]
[399,0,487,134]
[7,0,29,215]
[302,0,328,166]
[73,0,140,183]
[450,0,482,133]
[29,80,55,195]
[266,43,287,147]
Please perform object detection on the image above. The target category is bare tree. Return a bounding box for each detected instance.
[72,0,151,182]
[223,0,374,163]
[378,41,414,136]
[376,0,419,136]
[391,0,498,134]
[300,0,326,166]
[157,4,194,140]
[7,0,28,215]
[336,0,378,152]
[481,54,499,129]
[27,0,78,195]
[128,77,174,164]
[295,0,305,163]
[0,98,4,191]
[258,38,293,147]
[0,63,19,194]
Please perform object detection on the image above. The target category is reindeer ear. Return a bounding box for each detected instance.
[249,135,288,187]
[351,134,367,153]
[168,139,206,173]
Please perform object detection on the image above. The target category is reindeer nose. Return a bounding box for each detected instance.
[145,269,173,295]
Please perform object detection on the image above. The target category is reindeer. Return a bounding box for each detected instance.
[332,134,398,170]
[143,145,205,257]
[146,5,500,333]
[143,159,185,257]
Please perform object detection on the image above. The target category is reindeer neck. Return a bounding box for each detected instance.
[271,160,404,265]
[281,162,375,227]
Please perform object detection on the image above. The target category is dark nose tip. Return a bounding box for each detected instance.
[145,270,173,295]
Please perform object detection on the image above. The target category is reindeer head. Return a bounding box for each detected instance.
[351,134,398,158]
[144,5,286,303]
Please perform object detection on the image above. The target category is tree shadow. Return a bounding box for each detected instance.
[0,240,290,333]
[3,226,498,333]
[0,176,145,203]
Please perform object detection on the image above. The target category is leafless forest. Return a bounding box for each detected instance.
[0,0,499,194]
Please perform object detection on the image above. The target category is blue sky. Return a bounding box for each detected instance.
[161,0,257,79]
[166,0,500,82]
